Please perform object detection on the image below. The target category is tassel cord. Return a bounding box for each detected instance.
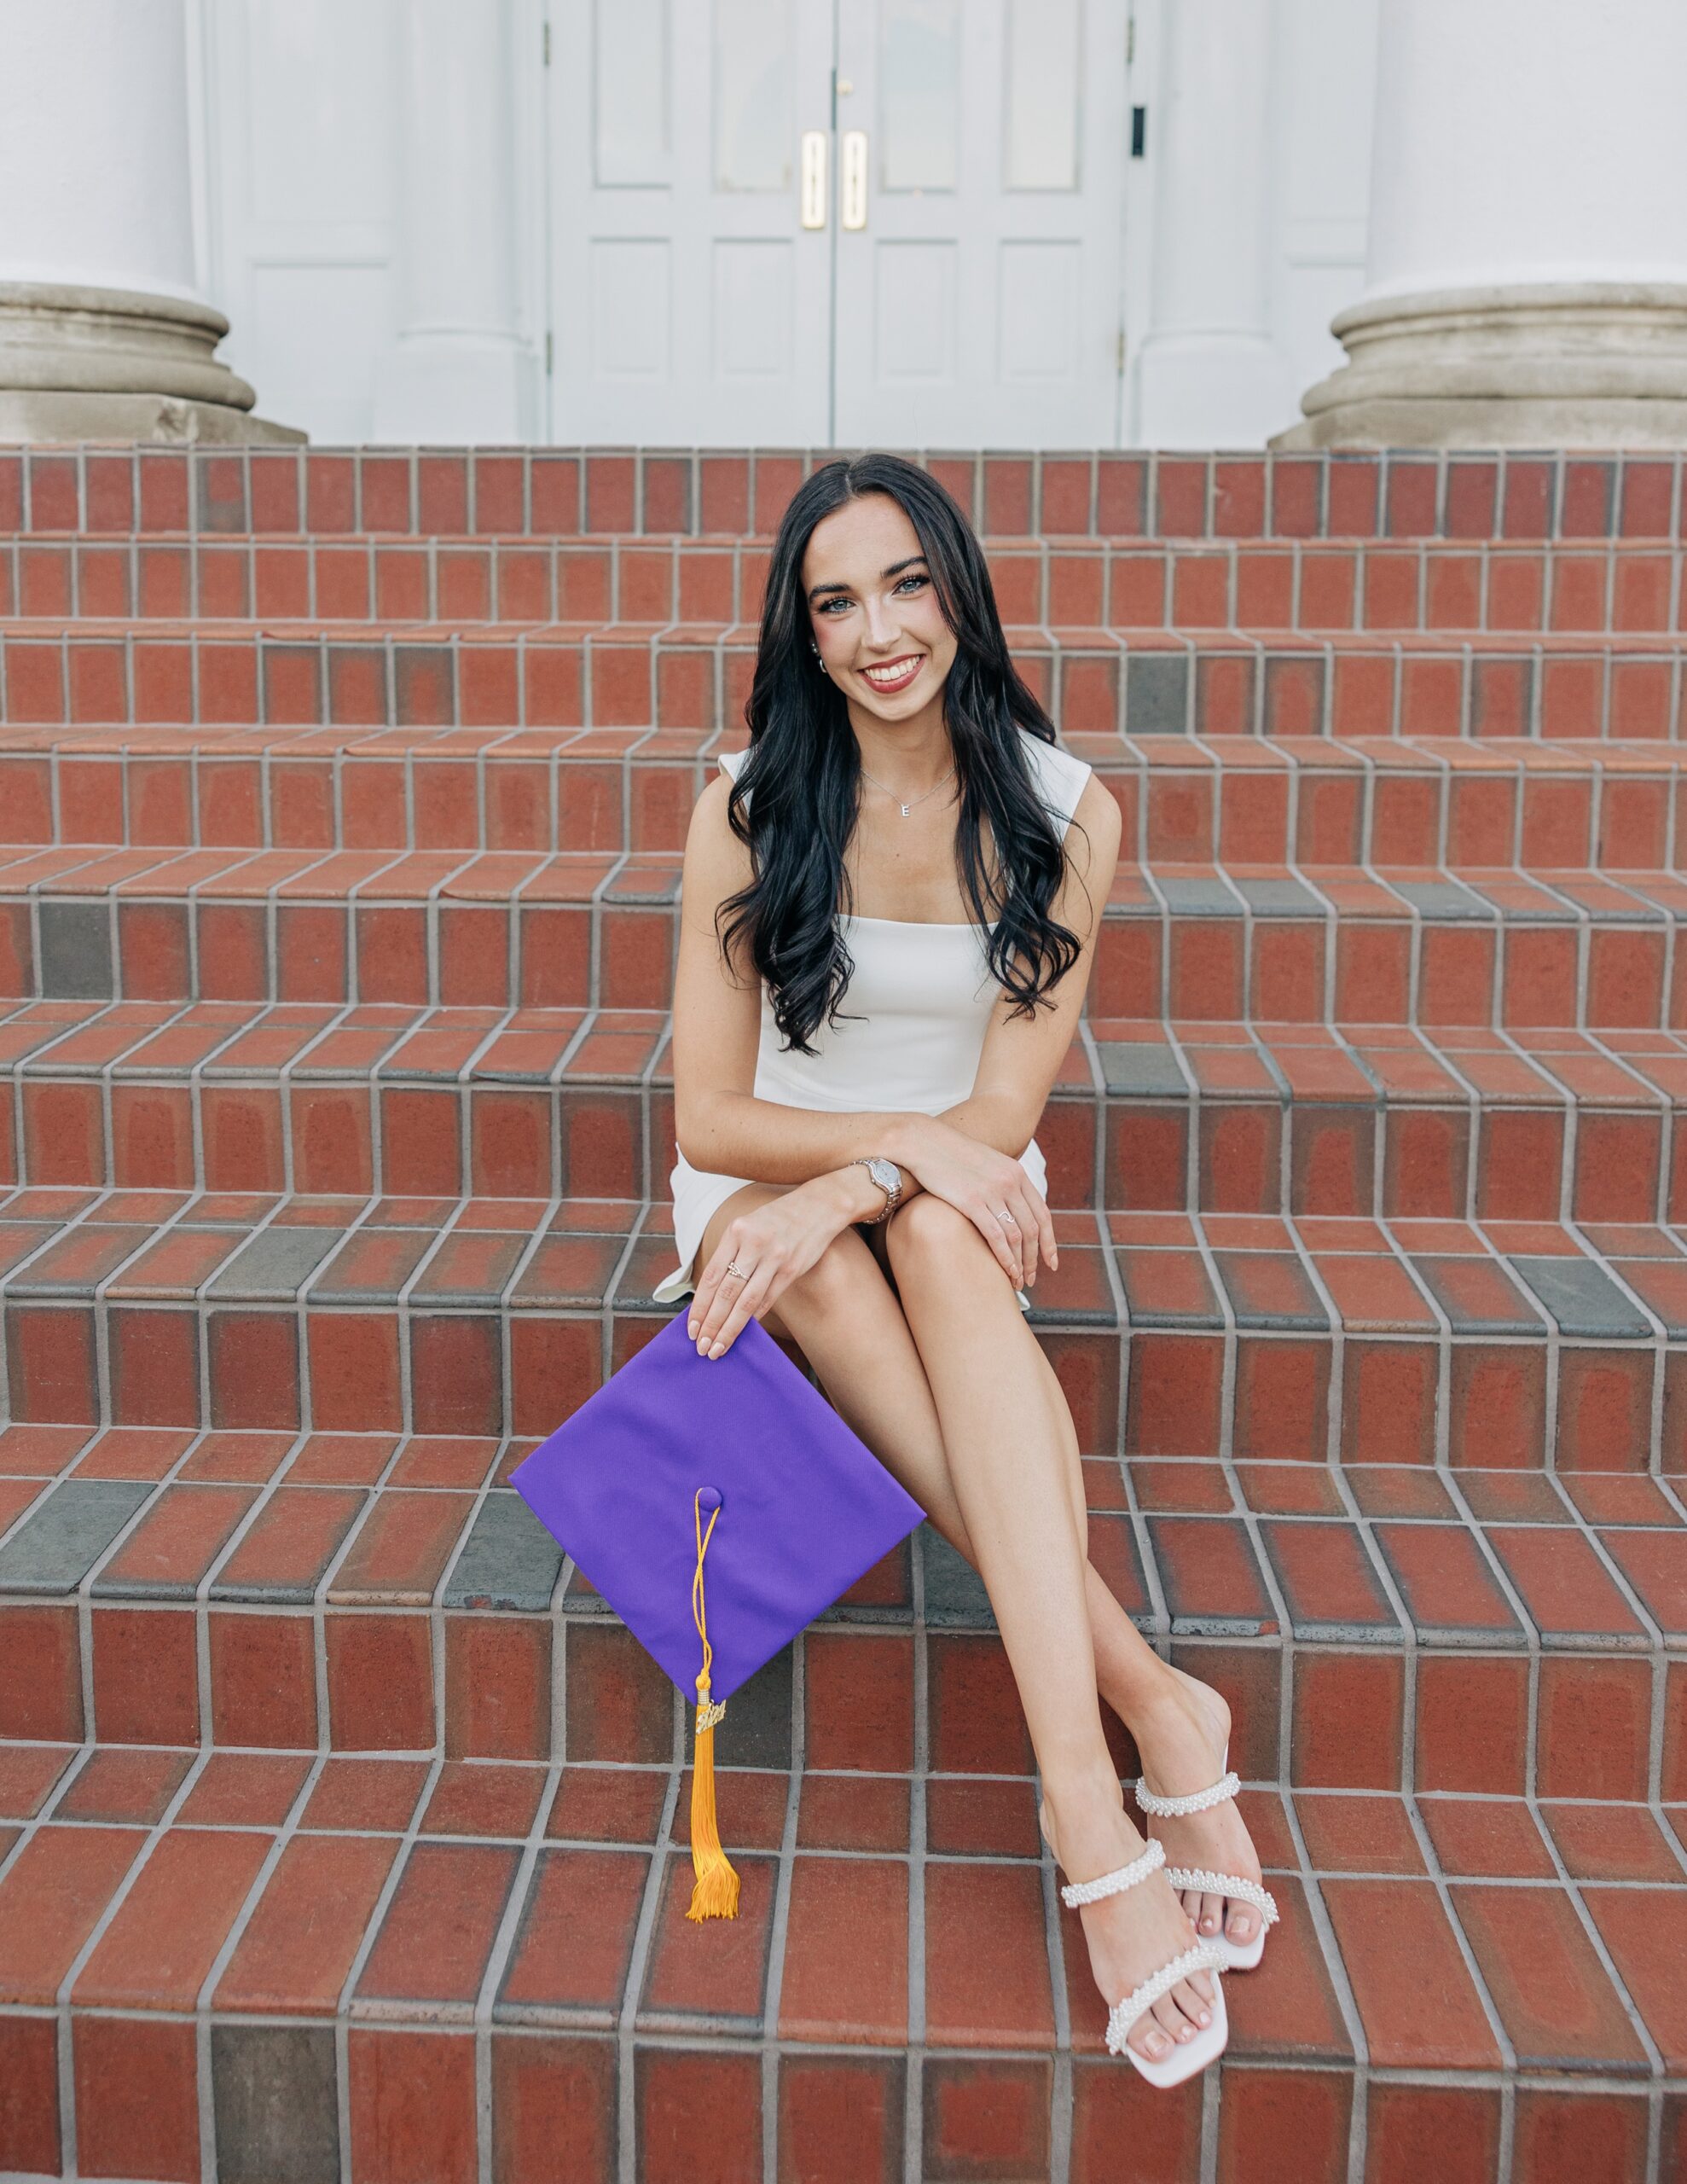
[686,1490,740,1921]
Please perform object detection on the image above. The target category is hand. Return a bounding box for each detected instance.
[687,1179,854,1359]
[900,1118,1058,1291]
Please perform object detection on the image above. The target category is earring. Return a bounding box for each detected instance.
[810,639,826,672]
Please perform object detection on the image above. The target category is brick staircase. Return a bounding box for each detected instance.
[1,443,1684,2184]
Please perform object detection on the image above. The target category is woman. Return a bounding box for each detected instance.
[652,453,1274,2083]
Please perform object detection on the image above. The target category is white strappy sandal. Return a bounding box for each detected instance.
[1054,1836,1229,2086]
[1134,1742,1280,1972]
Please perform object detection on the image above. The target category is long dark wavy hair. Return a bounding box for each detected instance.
[715,453,1087,1056]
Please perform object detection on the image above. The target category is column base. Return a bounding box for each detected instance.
[0,390,303,445]
[1273,281,1687,450]
[0,281,302,445]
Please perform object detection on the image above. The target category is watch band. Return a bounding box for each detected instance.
[849,1156,901,1223]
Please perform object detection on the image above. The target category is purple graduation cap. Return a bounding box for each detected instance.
[510,1307,925,1920]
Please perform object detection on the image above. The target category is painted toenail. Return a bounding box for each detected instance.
[1147,2034,1168,2055]
[1198,2011,1211,2026]
[1202,1915,1217,1931]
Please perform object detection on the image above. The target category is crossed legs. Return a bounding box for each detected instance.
[689,1182,1254,2062]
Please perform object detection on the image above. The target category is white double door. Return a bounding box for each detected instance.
[548,0,1132,446]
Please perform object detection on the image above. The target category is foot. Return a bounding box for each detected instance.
[1041,1780,1220,2071]
[1130,1664,1267,1953]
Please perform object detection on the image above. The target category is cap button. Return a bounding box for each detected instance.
[696,1486,723,1513]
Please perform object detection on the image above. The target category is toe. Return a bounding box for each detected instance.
[1226,1902,1258,1944]
[1197,1889,1225,1937]
[1130,2012,1174,2064]
[1181,1886,1203,1924]
[1170,1975,1214,2029]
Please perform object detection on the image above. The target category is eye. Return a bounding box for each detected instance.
[895,573,929,596]
[816,596,850,614]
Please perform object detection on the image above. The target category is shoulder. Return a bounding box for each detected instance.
[1015,726,1095,833]
[683,748,753,879]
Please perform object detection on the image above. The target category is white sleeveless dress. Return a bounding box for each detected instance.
[652,725,1095,1315]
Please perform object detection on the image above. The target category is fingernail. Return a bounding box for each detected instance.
[708,1341,724,1357]
[687,1323,698,1340]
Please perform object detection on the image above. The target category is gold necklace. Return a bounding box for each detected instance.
[858,762,956,818]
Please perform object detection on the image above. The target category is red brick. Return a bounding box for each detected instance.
[0,2015,60,2175]
[349,2027,478,2184]
[638,2048,762,2184]
[1364,2084,1501,2184]
[73,2015,200,2182]
[1215,2066,1351,2184]
[490,2035,617,2184]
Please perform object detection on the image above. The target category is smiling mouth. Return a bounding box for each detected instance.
[858,654,924,694]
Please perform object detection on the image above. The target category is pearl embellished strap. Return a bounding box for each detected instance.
[1162,1866,1280,1926]
[1104,1941,1229,2057]
[1133,1768,1240,1818]
[1058,1833,1165,1908]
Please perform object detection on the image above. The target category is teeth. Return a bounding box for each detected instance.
[863,659,919,684]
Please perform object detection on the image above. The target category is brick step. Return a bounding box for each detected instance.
[1,623,1679,741]
[1,1734,1684,2184]
[6,441,1684,543]
[6,845,1687,1026]
[9,531,1687,637]
[7,729,1687,874]
[3,1183,1687,1468]
[15,997,1687,1228]
[1,1399,1684,1763]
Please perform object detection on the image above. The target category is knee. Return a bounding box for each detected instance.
[885,1191,974,1269]
[781,1224,883,1311]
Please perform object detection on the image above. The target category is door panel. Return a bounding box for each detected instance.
[546,0,1128,445]
[832,0,1129,447]
[548,0,834,441]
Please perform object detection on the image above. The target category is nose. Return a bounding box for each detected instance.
[861,592,904,650]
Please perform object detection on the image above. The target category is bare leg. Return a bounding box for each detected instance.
[687,1188,1216,2061]
[857,1211,1264,1950]
[690,1184,1263,1954]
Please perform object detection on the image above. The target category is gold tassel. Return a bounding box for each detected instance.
[686,1491,740,1921]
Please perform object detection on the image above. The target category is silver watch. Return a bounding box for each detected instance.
[850,1155,904,1223]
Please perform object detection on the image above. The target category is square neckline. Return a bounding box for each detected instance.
[842,910,992,930]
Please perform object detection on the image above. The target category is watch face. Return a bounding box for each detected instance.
[868,1158,900,1190]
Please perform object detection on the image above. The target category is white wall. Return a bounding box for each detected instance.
[192,0,1380,450]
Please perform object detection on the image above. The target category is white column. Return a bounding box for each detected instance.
[0,0,297,443]
[373,0,530,444]
[1278,0,1687,446]
[1132,0,1298,448]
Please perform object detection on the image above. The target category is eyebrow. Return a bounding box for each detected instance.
[805,554,929,606]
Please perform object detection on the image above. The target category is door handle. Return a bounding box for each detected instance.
[841,131,867,229]
[801,131,828,228]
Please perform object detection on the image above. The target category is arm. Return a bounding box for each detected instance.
[920,769,1117,1231]
[933,770,1123,1170]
